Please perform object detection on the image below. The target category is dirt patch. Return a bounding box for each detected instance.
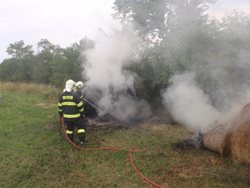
[167,156,224,179]
[168,164,203,178]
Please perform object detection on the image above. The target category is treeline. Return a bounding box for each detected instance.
[1,0,250,109]
[0,38,94,87]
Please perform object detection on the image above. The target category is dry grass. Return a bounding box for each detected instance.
[0,81,59,101]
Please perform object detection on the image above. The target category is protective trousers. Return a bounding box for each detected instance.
[64,118,86,143]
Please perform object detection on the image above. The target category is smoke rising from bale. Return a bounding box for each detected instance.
[82,26,151,122]
[162,73,221,132]
[162,46,250,132]
[160,8,250,132]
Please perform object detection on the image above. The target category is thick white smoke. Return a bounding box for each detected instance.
[162,73,221,132]
[82,26,151,122]
[161,9,250,133]
[84,27,136,89]
[162,71,250,132]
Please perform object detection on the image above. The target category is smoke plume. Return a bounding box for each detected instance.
[82,26,151,122]
[162,11,250,132]
[162,49,250,133]
[163,73,222,132]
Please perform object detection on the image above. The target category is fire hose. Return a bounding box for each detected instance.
[60,118,166,188]
[82,97,100,112]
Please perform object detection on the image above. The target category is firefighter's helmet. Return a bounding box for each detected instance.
[65,79,75,92]
[75,81,84,88]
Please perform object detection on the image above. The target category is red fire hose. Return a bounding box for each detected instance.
[60,118,167,188]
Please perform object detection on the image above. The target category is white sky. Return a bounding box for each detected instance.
[0,0,117,61]
[0,0,250,62]
[209,0,250,18]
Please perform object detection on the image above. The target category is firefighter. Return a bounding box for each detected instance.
[58,79,87,145]
[73,81,89,131]
[74,81,84,100]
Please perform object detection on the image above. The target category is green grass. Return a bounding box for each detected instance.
[0,84,249,188]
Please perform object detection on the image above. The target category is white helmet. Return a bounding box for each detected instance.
[75,81,84,88]
[65,79,75,92]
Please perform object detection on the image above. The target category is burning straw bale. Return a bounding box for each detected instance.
[231,121,250,164]
[203,103,250,164]
[202,124,232,156]
[230,103,250,164]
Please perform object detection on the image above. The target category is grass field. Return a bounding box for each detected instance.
[0,82,249,188]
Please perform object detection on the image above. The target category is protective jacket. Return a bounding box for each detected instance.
[58,91,84,120]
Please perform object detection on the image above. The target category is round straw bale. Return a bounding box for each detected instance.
[231,121,250,164]
[203,124,232,156]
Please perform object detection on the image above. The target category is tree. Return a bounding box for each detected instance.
[114,0,216,47]
[127,50,172,108]
[34,39,62,83]
[3,40,35,82]
[114,0,168,46]
[49,38,94,87]
[50,56,72,87]
[6,40,33,59]
[0,57,33,82]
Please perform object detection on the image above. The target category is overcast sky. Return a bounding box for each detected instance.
[0,0,250,62]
